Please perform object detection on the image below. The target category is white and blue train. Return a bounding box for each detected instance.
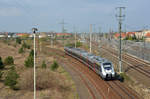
[64,47,116,80]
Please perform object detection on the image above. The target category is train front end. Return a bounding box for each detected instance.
[101,62,116,80]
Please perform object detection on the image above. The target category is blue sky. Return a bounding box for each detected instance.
[0,0,149,32]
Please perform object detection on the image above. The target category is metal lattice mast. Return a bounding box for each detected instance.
[116,7,126,73]
[60,19,67,33]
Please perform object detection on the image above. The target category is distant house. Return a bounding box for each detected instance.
[56,33,72,37]
[126,32,136,37]
[114,33,126,39]
[0,32,5,37]
[134,31,143,39]
[0,32,15,38]
[145,33,150,42]
[38,32,48,38]
[29,34,34,38]
[16,33,29,37]
[0,34,5,38]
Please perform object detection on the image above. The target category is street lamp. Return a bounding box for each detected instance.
[32,28,38,99]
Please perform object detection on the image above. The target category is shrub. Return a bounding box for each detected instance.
[16,38,22,44]
[65,43,74,47]
[4,69,19,89]
[65,41,82,48]
[18,69,33,90]
[27,45,31,49]
[41,60,46,68]
[10,65,15,70]
[24,49,35,68]
[29,49,34,57]
[117,73,132,82]
[23,42,30,48]
[51,61,59,71]
[22,42,27,48]
[18,47,24,54]
[0,71,3,79]
[76,41,82,47]
[24,56,34,68]
[4,56,14,65]
[18,69,58,91]
[21,42,31,50]
[0,57,4,69]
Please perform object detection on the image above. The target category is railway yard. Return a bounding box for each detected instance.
[0,36,150,99]
[41,38,149,99]
[1,0,150,99]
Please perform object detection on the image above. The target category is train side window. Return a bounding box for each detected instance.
[95,64,99,70]
[100,66,102,72]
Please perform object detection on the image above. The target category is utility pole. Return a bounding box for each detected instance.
[143,31,145,60]
[73,25,77,48]
[99,27,101,41]
[60,19,67,33]
[109,28,111,41]
[32,27,38,99]
[93,24,96,41]
[142,25,148,60]
[90,24,92,53]
[50,33,53,47]
[116,7,126,73]
[84,32,86,41]
[75,32,77,48]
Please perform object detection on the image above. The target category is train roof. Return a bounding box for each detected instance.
[86,53,96,58]
[64,47,113,64]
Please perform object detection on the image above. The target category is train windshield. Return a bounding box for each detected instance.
[103,63,112,70]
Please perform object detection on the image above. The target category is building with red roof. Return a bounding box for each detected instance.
[16,33,29,37]
[145,33,150,42]
[146,33,150,37]
[114,33,126,39]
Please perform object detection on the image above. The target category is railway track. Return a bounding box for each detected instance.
[44,47,141,99]
[101,46,150,79]
[107,81,137,99]
[66,54,140,99]
[43,47,99,99]
[59,59,97,99]
[90,41,150,79]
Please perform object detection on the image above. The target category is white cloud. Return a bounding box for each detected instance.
[0,7,22,16]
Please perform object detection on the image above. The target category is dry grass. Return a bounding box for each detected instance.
[0,39,77,99]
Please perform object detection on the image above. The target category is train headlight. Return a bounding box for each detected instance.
[103,71,106,76]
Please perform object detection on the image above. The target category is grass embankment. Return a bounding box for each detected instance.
[0,38,78,99]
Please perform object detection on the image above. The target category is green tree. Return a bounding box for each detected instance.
[51,61,59,71]
[24,56,33,68]
[27,45,31,49]
[24,49,35,68]
[21,41,30,49]
[4,56,14,65]
[22,42,27,48]
[4,69,19,89]
[18,47,24,54]
[29,49,34,57]
[128,36,133,40]
[132,34,137,40]
[76,41,82,47]
[41,60,47,68]
[16,38,22,44]
[0,57,4,69]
